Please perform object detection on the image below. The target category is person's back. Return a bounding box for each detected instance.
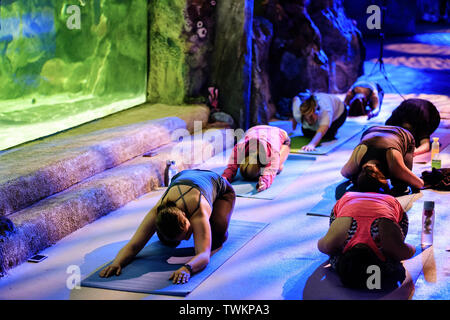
[319,192,415,290]
[360,125,415,159]
[385,98,441,150]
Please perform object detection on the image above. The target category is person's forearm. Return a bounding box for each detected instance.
[414,140,430,156]
[186,251,210,273]
[113,243,141,267]
[309,131,324,147]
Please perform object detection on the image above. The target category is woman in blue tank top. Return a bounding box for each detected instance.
[99,169,235,285]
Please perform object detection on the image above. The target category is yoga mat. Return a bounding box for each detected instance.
[302,246,429,300]
[231,154,316,199]
[307,191,423,218]
[81,219,268,296]
[290,123,367,155]
[414,128,450,163]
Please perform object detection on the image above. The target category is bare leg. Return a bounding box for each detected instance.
[209,180,236,250]
[278,144,290,172]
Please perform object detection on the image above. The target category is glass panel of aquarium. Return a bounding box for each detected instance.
[0,0,148,151]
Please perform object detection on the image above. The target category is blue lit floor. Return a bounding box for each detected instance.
[0,27,449,300]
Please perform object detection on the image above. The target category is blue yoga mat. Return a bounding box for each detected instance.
[230,154,316,199]
[81,219,268,296]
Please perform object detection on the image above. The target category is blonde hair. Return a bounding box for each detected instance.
[240,153,261,181]
[300,94,317,116]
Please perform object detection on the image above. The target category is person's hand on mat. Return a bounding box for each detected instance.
[301,143,316,152]
[99,263,122,278]
[170,266,191,284]
[256,180,268,192]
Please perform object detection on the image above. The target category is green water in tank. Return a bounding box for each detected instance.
[0,0,148,151]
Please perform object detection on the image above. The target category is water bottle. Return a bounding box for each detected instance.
[164,160,178,187]
[431,137,439,164]
[421,201,435,248]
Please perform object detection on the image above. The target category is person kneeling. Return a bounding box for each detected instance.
[222,125,290,192]
[292,92,347,151]
[317,191,415,290]
[100,169,236,284]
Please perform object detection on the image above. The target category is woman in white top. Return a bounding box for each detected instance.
[292,92,347,151]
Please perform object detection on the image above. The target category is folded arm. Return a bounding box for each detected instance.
[386,149,424,189]
[341,144,367,179]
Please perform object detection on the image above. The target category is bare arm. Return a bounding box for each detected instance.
[169,199,213,284]
[386,149,424,189]
[318,217,352,256]
[341,144,367,179]
[413,138,430,156]
[378,218,415,261]
[367,91,380,119]
[100,206,158,277]
[344,89,354,106]
[302,124,329,151]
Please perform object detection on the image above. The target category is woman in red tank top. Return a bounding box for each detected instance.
[317,192,416,290]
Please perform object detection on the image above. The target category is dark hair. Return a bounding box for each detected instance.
[337,244,406,290]
[155,201,186,242]
[348,96,365,116]
[356,164,389,193]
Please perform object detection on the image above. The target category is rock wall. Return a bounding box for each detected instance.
[255,0,364,119]
[147,0,364,126]
[309,0,365,92]
[147,0,216,105]
[210,0,254,129]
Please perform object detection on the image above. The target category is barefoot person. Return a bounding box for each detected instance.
[318,191,415,290]
[100,169,236,284]
[385,98,441,156]
[222,125,290,192]
[292,92,347,151]
[341,125,424,195]
[344,80,384,119]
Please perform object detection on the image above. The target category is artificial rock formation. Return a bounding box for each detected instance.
[250,17,277,125]
[255,0,364,119]
[210,0,254,129]
[309,0,365,92]
[147,0,217,105]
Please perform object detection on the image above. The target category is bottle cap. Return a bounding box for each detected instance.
[424,201,435,210]
[433,137,439,142]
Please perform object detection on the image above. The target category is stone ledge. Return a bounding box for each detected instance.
[0,129,233,275]
[0,111,209,217]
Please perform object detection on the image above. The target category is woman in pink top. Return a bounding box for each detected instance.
[222,125,291,192]
[317,192,415,290]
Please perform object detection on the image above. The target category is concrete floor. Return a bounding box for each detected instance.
[0,122,448,300]
[0,26,449,300]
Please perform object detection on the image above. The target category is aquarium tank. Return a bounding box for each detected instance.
[0,0,148,151]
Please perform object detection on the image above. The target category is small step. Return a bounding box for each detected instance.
[0,117,194,217]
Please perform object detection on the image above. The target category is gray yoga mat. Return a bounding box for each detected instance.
[290,123,367,155]
[81,219,268,296]
[228,154,316,199]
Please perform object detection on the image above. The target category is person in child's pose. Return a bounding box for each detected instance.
[99,169,236,284]
[385,98,441,156]
[222,125,291,192]
[341,125,424,195]
[344,80,384,119]
[318,191,415,290]
[292,92,347,151]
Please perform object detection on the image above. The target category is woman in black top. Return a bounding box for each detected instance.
[99,169,236,284]
[341,125,424,194]
[385,99,441,156]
